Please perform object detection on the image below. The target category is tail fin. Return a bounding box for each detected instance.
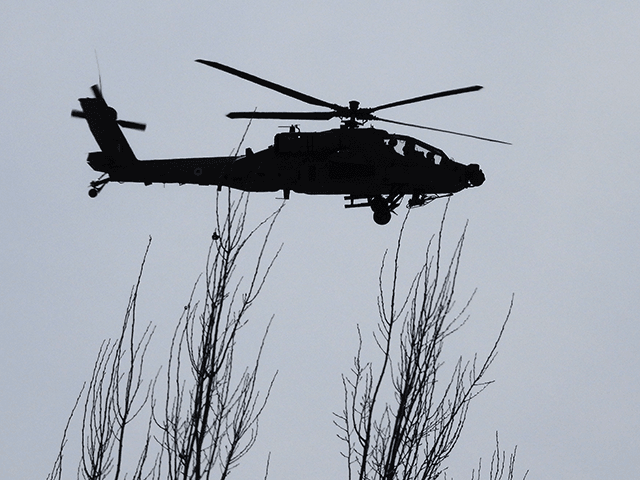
[72,85,145,171]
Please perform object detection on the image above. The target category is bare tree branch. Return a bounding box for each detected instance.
[155,192,283,480]
[45,384,85,480]
[337,206,521,480]
[48,192,281,480]
[470,433,529,480]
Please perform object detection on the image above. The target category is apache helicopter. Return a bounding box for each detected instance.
[72,60,509,225]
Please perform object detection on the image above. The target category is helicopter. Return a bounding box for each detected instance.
[72,60,509,225]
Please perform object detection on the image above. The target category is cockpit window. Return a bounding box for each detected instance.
[384,136,444,164]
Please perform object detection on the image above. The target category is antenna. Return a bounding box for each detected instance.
[94,49,102,93]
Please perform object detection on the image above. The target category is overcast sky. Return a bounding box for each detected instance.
[1,1,639,479]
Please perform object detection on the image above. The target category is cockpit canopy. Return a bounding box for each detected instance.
[274,128,451,163]
[384,134,450,164]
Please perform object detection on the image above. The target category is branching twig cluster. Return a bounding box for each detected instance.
[157,190,283,480]
[47,190,283,480]
[470,433,529,480]
[335,207,514,480]
[47,239,158,480]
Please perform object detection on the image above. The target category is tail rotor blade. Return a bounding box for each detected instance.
[117,119,147,131]
[91,84,104,100]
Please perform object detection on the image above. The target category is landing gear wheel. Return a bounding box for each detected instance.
[373,209,392,225]
[88,188,99,198]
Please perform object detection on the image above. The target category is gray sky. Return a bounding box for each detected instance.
[1,1,639,478]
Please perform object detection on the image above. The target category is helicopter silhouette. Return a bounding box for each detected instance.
[72,60,509,225]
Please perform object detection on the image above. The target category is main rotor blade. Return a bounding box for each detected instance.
[369,85,483,113]
[373,115,511,144]
[227,111,337,120]
[196,59,343,111]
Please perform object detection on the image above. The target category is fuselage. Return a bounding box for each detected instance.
[89,127,484,196]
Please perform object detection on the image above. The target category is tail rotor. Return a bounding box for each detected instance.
[71,84,146,131]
